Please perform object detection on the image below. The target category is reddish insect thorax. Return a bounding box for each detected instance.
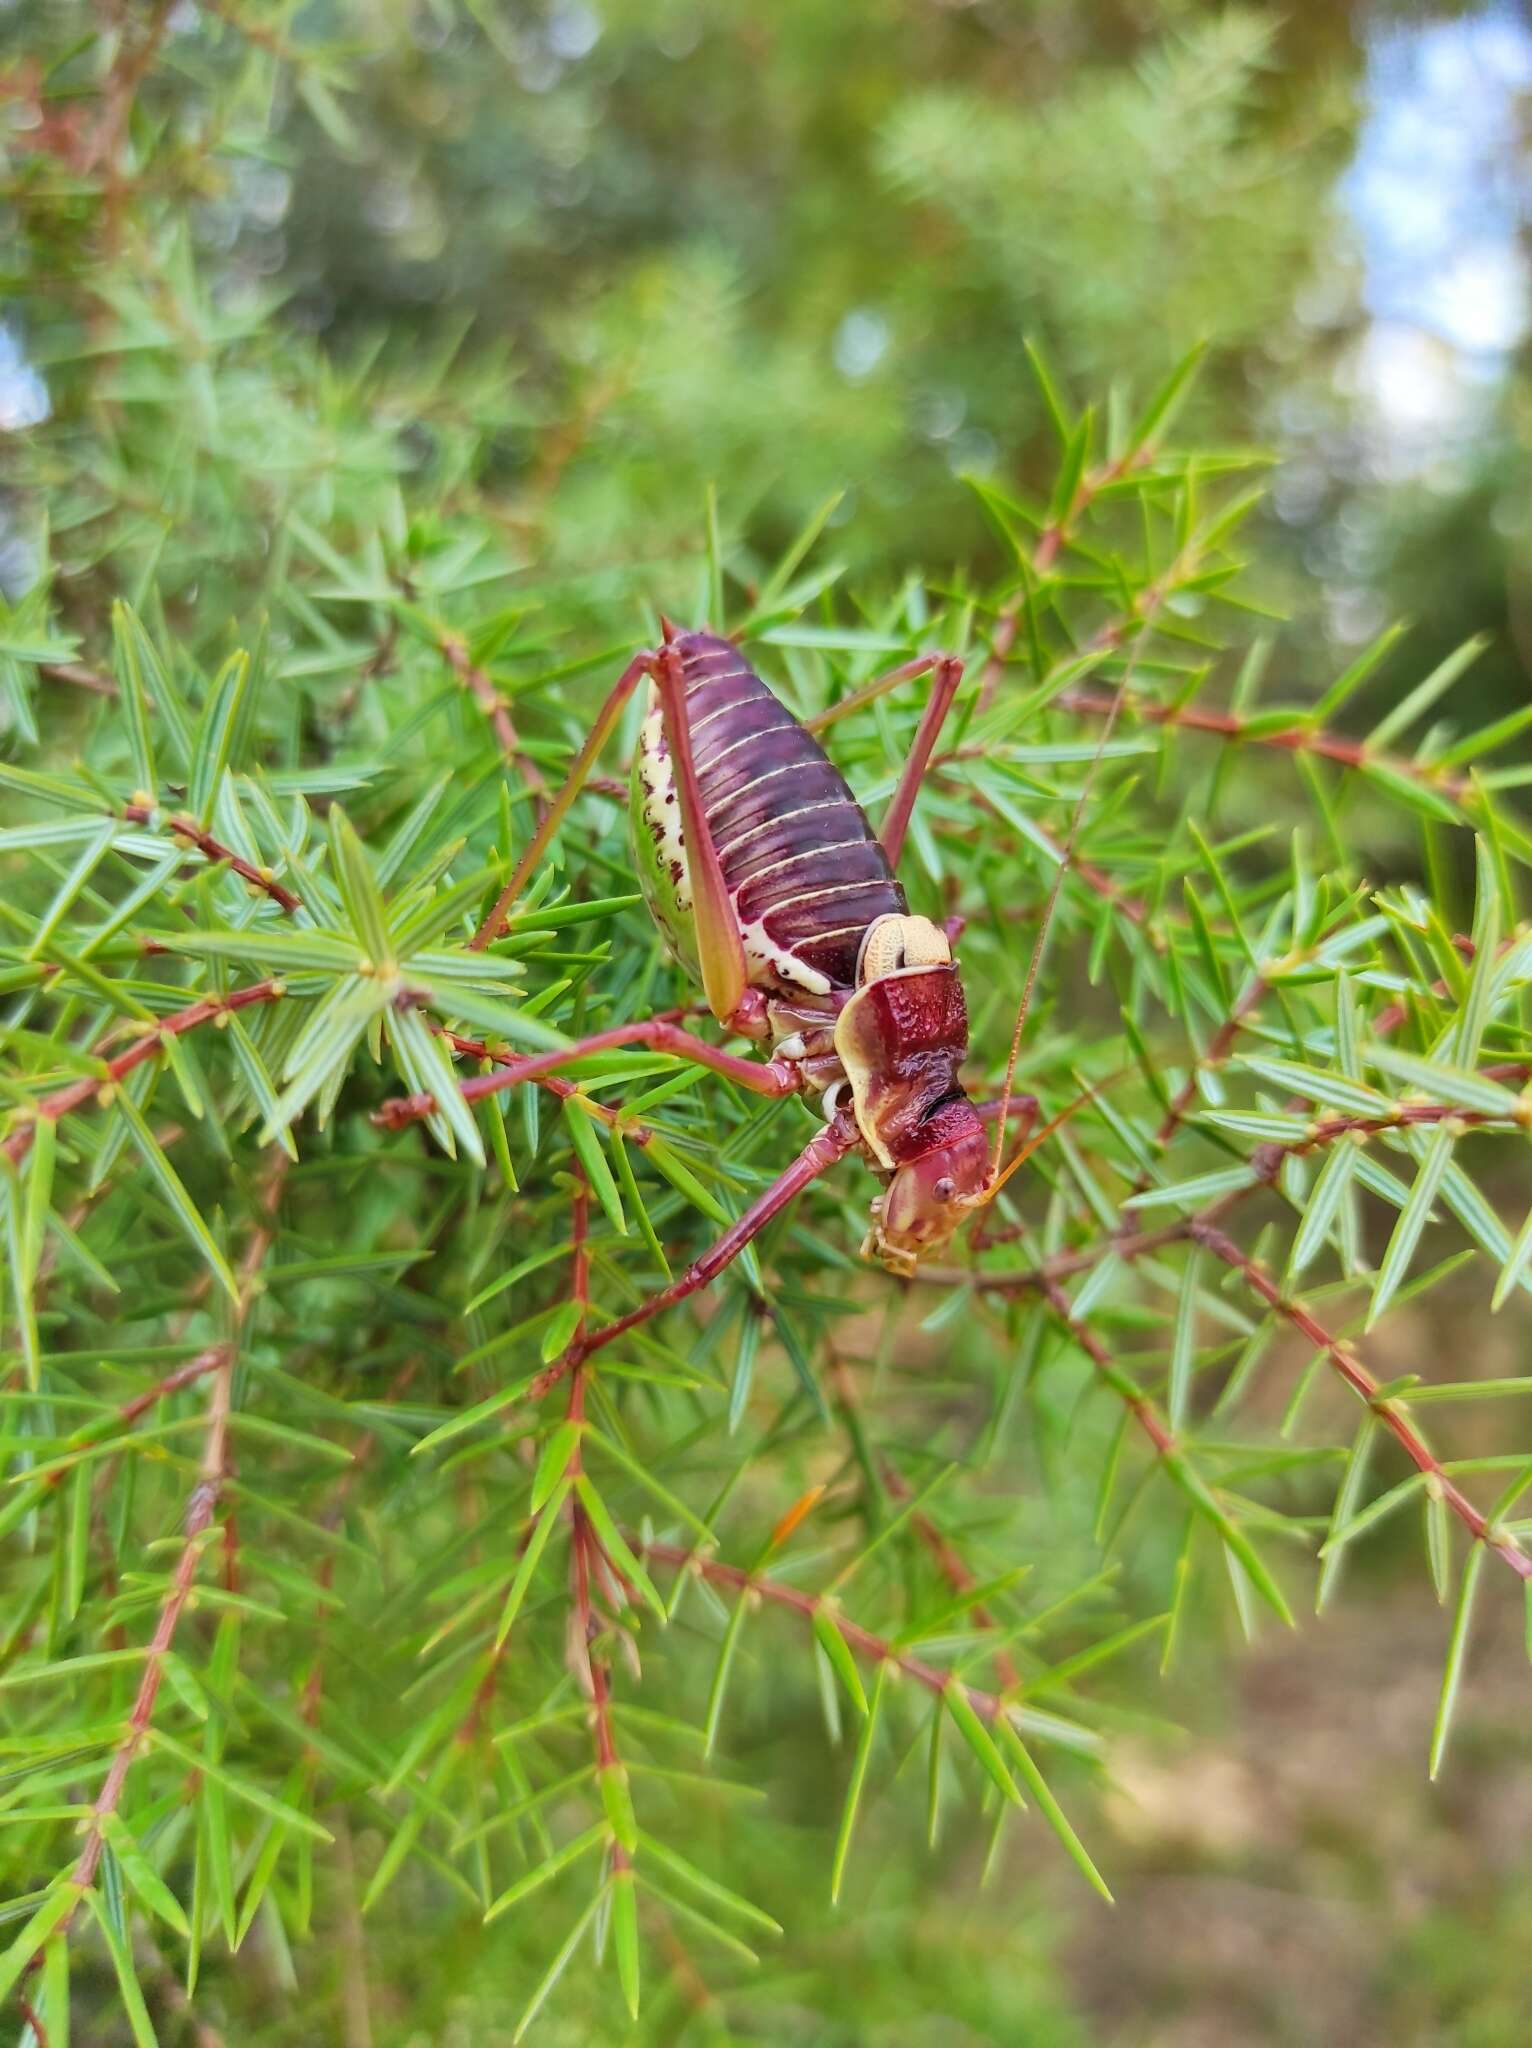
[834,949,989,1269]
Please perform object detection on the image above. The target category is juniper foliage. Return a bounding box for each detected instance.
[1,6,1530,2044]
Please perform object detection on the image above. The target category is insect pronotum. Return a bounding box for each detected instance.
[381,617,1109,1385]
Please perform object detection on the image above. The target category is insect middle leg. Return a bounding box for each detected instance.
[473,647,661,951]
[878,654,964,865]
[375,1014,802,1136]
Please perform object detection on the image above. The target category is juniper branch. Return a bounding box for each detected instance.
[974,442,1154,711]
[3,980,286,1166]
[121,804,303,913]
[60,1155,287,1929]
[438,630,548,804]
[1056,683,1472,803]
[1190,1220,1532,1583]
[831,1355,1022,1691]
[642,1541,1013,1724]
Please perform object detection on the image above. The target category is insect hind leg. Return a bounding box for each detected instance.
[650,640,752,1029]
[473,647,662,950]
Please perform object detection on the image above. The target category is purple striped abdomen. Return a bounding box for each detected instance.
[676,631,906,992]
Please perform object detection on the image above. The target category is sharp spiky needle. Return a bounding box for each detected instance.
[986,610,1147,1193]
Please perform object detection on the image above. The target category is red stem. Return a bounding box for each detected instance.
[834,1358,1023,1692]
[1145,975,1270,1170]
[1040,1278,1176,1456]
[527,1115,858,1402]
[63,1160,286,1923]
[122,804,301,913]
[642,1540,1010,1721]
[1190,1220,1532,1583]
[438,631,547,802]
[561,1173,633,1862]
[41,660,116,697]
[3,979,285,1167]
[115,1339,230,1430]
[1055,685,1471,804]
[974,445,1151,713]
[15,1993,48,2048]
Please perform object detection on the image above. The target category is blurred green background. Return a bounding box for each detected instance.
[6,0,1529,723]
[4,2,1531,2042]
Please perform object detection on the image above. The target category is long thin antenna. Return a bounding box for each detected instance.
[986,625,1142,1190]
[984,1074,1109,1204]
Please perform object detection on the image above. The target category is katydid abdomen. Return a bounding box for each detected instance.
[630,630,908,1002]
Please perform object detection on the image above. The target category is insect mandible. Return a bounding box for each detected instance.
[380,619,1072,1375]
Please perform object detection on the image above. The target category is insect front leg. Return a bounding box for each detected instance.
[529,1112,861,1400]
[978,1092,1040,1136]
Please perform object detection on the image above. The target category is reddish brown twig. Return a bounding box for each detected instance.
[62,1157,287,1927]
[81,0,175,175]
[200,0,301,63]
[831,1356,1021,1691]
[439,632,547,802]
[1034,447,1154,578]
[133,1929,227,2048]
[1370,929,1483,1042]
[41,660,116,697]
[121,803,302,912]
[300,1359,418,1742]
[974,445,1152,712]
[524,1117,857,1405]
[116,1342,230,1430]
[926,1062,1532,1301]
[1056,684,1472,805]
[954,527,1215,989]
[536,374,630,498]
[1190,1220,1532,1583]
[1145,974,1270,1169]
[3,979,285,1167]
[1265,1087,1532,1156]
[15,1992,47,2048]
[642,1540,1012,1722]
[960,783,1153,933]
[1203,1034,1524,1224]
[557,1176,637,1872]
[1040,1278,1176,1457]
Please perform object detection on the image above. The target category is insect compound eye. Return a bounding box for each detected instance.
[934,1176,956,1203]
